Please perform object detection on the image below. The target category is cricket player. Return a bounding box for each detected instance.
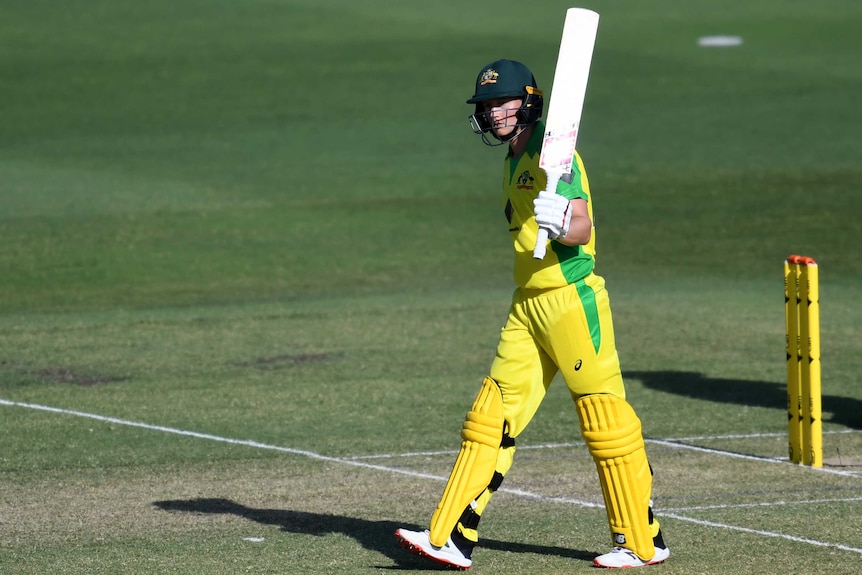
[394,59,670,569]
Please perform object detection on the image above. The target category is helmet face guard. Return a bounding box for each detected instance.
[468,86,543,146]
[466,59,544,146]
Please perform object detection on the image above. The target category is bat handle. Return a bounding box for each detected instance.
[533,172,562,260]
[533,228,549,259]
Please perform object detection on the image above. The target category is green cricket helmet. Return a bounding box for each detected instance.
[467,59,544,146]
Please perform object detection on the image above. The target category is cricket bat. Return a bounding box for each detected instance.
[533,7,599,260]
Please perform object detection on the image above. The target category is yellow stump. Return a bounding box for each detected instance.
[784,259,802,464]
[801,261,822,467]
[784,255,822,467]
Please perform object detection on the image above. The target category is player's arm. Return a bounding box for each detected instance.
[556,198,591,246]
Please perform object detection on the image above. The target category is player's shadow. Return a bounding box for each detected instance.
[626,370,862,430]
[152,498,596,569]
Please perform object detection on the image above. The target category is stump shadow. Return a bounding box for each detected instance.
[626,370,861,430]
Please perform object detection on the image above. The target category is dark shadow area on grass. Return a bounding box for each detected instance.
[627,370,862,430]
[153,498,596,569]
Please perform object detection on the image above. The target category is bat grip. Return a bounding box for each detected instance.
[533,229,549,259]
[532,172,562,260]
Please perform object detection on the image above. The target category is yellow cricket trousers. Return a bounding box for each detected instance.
[489,273,626,438]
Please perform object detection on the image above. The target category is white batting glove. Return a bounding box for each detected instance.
[533,190,572,240]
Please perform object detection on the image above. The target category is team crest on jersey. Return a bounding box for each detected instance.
[479,68,499,85]
[516,170,535,190]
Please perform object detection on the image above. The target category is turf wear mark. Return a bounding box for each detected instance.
[231,352,341,369]
[35,367,130,386]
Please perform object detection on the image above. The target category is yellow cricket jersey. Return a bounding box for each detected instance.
[503,121,596,289]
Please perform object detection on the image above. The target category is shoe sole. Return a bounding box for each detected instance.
[593,558,668,568]
[395,531,471,570]
[593,553,669,569]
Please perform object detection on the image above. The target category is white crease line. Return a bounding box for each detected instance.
[662,512,862,556]
[648,438,862,478]
[665,429,859,442]
[347,441,585,460]
[665,496,862,512]
[0,398,443,483]
[351,438,862,479]
[0,398,601,507]
[2,398,861,556]
[349,449,457,460]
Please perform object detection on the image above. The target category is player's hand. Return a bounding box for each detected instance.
[534,190,572,240]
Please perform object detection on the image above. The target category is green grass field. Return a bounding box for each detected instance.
[2,1,861,573]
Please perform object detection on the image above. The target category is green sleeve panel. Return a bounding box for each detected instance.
[551,151,595,284]
[555,157,589,202]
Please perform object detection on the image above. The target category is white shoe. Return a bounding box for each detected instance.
[395,528,472,570]
[593,545,670,568]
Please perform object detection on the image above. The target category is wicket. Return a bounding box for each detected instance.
[784,255,822,467]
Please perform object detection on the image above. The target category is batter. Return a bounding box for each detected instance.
[395,59,670,570]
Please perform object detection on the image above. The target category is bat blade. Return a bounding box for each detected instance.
[533,7,599,260]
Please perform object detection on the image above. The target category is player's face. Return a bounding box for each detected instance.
[484,98,523,138]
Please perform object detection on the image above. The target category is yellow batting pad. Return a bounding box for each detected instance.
[429,377,504,547]
[576,394,656,561]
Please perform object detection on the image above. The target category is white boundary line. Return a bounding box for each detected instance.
[2,398,862,557]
